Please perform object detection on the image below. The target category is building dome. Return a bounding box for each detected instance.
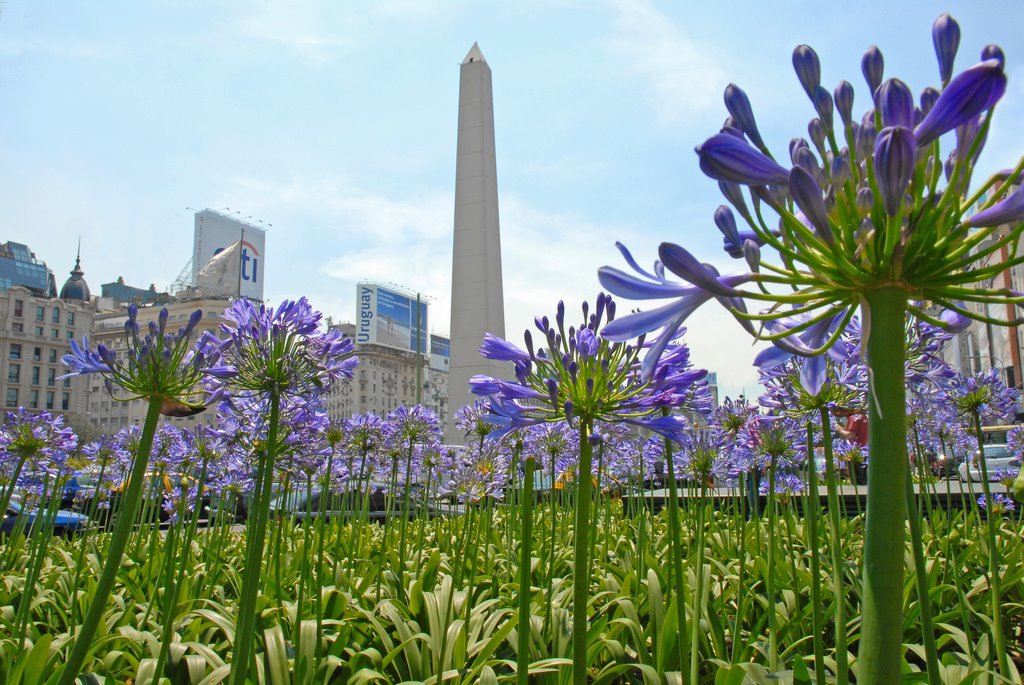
[59,254,91,301]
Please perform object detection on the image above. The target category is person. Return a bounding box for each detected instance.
[833,407,868,484]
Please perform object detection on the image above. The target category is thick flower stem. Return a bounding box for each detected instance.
[858,287,908,683]
[572,420,594,685]
[229,391,282,685]
[517,455,535,685]
[57,397,163,685]
[818,407,849,685]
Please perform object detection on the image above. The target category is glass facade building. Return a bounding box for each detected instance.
[0,242,56,295]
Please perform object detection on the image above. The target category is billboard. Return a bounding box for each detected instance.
[192,209,266,300]
[430,334,450,372]
[356,283,428,353]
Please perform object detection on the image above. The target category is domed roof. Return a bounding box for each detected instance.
[59,253,91,302]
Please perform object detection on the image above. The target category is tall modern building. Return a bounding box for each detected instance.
[0,242,58,296]
[445,43,506,445]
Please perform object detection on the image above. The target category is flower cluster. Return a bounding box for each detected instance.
[470,293,710,441]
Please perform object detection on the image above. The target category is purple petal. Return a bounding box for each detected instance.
[966,185,1024,227]
[597,266,692,300]
[915,59,1006,147]
[696,133,790,186]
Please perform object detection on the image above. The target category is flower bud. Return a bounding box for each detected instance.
[877,78,915,128]
[743,239,761,273]
[915,59,1006,147]
[831,150,851,187]
[714,205,742,257]
[861,46,884,95]
[932,12,961,84]
[696,133,790,185]
[718,181,753,223]
[856,120,877,159]
[945,152,957,182]
[874,126,917,215]
[804,121,824,157]
[792,45,821,98]
[920,87,940,117]
[856,187,874,214]
[789,137,810,164]
[789,166,833,242]
[724,83,766,150]
[793,147,823,186]
[834,80,855,128]
[981,45,1005,68]
[812,86,834,132]
[965,184,1024,227]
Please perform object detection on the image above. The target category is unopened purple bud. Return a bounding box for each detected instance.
[696,133,790,186]
[524,329,535,359]
[564,400,574,421]
[861,46,884,95]
[920,87,940,117]
[812,86,834,131]
[915,59,1006,147]
[877,79,915,129]
[581,300,589,320]
[932,13,961,84]
[183,309,203,337]
[793,147,823,185]
[743,239,761,273]
[981,45,1005,68]
[831,151,851,186]
[834,80,855,128]
[789,166,833,242]
[789,137,809,163]
[547,378,558,406]
[724,83,766,151]
[792,45,821,98]
[945,152,957,182]
[807,118,826,155]
[856,119,877,159]
[714,205,741,256]
[606,299,616,321]
[585,377,595,397]
[718,181,752,223]
[856,187,874,214]
[874,126,917,215]
[556,300,565,331]
[568,360,578,379]
[965,185,1024,228]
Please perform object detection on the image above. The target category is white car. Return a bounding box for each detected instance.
[958,444,1022,482]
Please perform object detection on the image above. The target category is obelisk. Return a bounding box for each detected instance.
[445,42,506,445]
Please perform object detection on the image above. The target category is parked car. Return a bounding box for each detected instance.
[94,473,208,525]
[1,500,91,537]
[926,447,963,478]
[958,443,1022,482]
[270,482,423,521]
[16,471,98,510]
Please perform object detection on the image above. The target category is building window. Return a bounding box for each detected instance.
[61,393,69,411]
[6,389,17,408]
[13,300,22,317]
[48,350,57,363]
[51,307,60,324]
[29,390,38,409]
[8,364,19,383]
[67,312,75,326]
[45,391,54,410]
[12,323,22,333]
[31,367,39,385]
[9,344,20,360]
[35,326,43,336]
[36,306,44,322]
[51,329,59,339]
[47,368,55,386]
[66,330,73,340]
[63,378,70,388]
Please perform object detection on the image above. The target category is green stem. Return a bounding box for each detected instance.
[858,287,908,684]
[56,398,163,685]
[805,421,826,685]
[819,408,849,685]
[971,412,1010,680]
[662,427,690,675]
[228,391,282,685]
[905,459,941,685]
[517,456,535,685]
[571,420,595,685]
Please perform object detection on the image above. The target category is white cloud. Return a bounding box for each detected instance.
[604,0,727,124]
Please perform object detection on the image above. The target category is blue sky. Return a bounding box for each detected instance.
[2,1,1022,399]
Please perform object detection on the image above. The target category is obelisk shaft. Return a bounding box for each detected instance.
[446,43,506,445]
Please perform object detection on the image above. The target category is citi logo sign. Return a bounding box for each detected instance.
[239,240,259,283]
[212,240,260,283]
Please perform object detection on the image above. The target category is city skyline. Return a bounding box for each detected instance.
[3,1,1023,400]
